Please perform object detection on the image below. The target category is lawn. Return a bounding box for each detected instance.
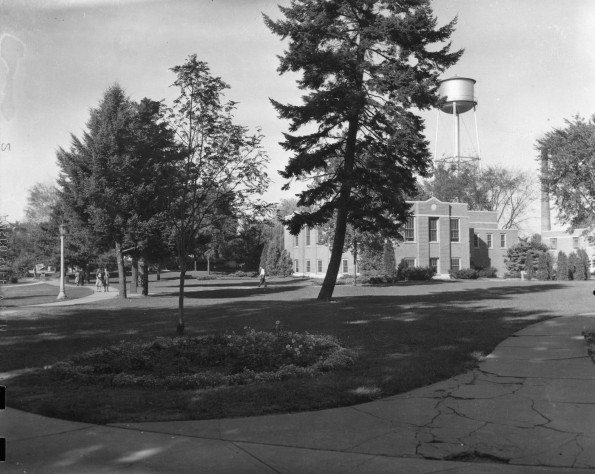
[2,273,593,424]
[0,281,94,307]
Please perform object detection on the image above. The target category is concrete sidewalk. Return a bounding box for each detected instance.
[1,314,595,472]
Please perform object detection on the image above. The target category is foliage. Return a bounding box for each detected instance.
[450,268,480,279]
[382,240,397,277]
[165,55,271,334]
[265,236,293,277]
[400,266,436,281]
[577,248,591,280]
[505,235,549,275]
[57,85,177,298]
[525,252,535,280]
[47,327,357,390]
[537,115,595,231]
[419,162,537,229]
[24,182,60,224]
[477,266,498,278]
[358,271,396,285]
[535,252,553,280]
[265,0,462,301]
[568,251,588,280]
[556,251,569,281]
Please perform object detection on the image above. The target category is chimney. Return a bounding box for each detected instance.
[540,148,551,233]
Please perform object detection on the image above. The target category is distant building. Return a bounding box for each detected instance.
[284,197,518,278]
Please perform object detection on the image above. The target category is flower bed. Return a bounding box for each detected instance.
[48,327,357,390]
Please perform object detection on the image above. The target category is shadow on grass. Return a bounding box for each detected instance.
[3,280,589,423]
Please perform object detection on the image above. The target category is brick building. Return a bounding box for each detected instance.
[284,197,518,278]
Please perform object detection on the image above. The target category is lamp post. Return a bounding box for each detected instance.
[57,223,67,300]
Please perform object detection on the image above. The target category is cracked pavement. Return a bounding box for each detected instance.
[2,314,595,473]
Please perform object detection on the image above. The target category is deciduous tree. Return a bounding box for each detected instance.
[265,0,462,301]
[537,115,595,230]
[420,162,537,229]
[166,56,271,334]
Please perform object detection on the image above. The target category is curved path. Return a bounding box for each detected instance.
[1,298,595,472]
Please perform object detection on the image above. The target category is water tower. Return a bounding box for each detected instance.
[434,76,481,169]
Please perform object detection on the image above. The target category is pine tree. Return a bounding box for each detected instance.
[557,251,569,280]
[264,0,462,301]
[536,252,550,280]
[578,248,591,280]
[569,251,584,280]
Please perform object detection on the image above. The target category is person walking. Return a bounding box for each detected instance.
[103,267,110,292]
[258,266,267,288]
[95,268,104,292]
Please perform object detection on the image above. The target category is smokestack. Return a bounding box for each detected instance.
[540,148,551,233]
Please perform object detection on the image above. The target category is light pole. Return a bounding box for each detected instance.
[57,223,67,300]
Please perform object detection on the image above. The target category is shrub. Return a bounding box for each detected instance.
[477,267,498,278]
[359,271,395,285]
[400,266,435,281]
[525,252,535,280]
[450,268,480,279]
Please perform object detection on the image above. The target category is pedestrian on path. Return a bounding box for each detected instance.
[95,268,104,292]
[103,267,110,292]
[258,266,267,288]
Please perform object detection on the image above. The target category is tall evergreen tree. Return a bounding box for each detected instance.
[57,86,177,298]
[568,252,581,280]
[556,251,569,281]
[578,248,591,280]
[265,0,462,301]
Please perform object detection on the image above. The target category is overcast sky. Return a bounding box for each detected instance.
[1,0,595,235]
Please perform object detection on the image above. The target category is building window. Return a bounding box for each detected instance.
[404,217,415,241]
[429,258,439,273]
[451,258,461,272]
[487,233,493,249]
[500,234,506,248]
[550,238,557,249]
[306,260,311,273]
[429,217,438,242]
[450,218,459,242]
[573,237,579,249]
[342,259,349,274]
[473,233,479,248]
[294,259,299,272]
[305,227,311,246]
[293,234,299,246]
[317,259,323,273]
[403,258,415,268]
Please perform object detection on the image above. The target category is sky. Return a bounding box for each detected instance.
[1,0,595,235]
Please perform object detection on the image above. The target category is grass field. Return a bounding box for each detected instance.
[2,273,593,424]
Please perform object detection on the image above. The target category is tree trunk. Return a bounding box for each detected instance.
[207,254,210,275]
[177,259,186,335]
[317,115,359,301]
[115,242,127,298]
[140,258,149,296]
[156,264,161,281]
[353,238,358,287]
[130,257,138,294]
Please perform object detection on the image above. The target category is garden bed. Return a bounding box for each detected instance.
[47,327,357,390]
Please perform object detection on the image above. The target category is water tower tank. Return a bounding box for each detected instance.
[439,77,477,114]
